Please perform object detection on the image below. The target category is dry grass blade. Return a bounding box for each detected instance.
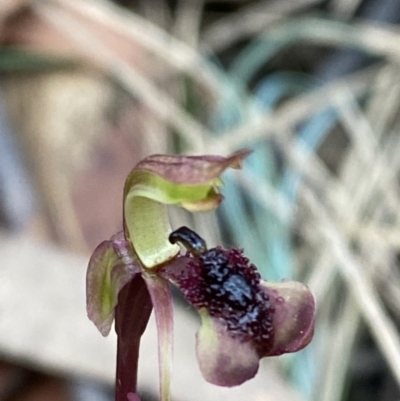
[306,251,337,305]
[139,0,172,30]
[206,66,377,153]
[32,1,209,151]
[300,184,400,388]
[318,298,360,401]
[330,0,364,18]
[366,66,400,135]
[333,91,400,229]
[381,272,400,317]
[334,90,399,223]
[200,0,322,53]
[51,0,221,94]
[259,18,400,62]
[306,94,400,401]
[230,71,400,393]
[232,169,292,224]
[173,0,205,47]
[301,82,400,398]
[136,107,170,154]
[354,225,400,249]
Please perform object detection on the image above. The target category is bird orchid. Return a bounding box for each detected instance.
[86,150,315,401]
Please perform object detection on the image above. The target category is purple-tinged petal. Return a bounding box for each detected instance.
[261,281,315,356]
[196,308,260,387]
[143,274,174,401]
[86,233,139,336]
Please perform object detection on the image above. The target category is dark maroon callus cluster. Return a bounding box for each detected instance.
[178,246,275,355]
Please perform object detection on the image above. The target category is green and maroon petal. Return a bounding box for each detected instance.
[86,232,139,336]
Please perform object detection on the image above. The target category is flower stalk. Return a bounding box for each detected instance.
[115,276,152,401]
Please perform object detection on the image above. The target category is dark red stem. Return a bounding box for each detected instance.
[115,275,152,401]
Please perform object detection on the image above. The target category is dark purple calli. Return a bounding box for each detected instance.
[164,227,314,387]
[86,150,315,401]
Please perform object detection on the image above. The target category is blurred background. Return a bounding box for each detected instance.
[1,0,400,400]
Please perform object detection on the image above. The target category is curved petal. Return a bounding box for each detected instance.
[143,274,174,401]
[86,233,139,336]
[261,280,315,356]
[196,308,260,387]
[123,150,251,268]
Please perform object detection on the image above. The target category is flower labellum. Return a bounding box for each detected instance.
[86,149,315,401]
[166,226,315,386]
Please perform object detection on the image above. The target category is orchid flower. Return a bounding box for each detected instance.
[86,150,315,401]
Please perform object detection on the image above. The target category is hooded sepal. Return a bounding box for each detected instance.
[123,150,251,268]
[86,232,140,336]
